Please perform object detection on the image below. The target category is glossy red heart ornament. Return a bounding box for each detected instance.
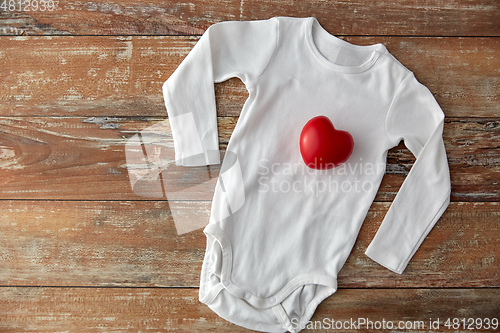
[300,116,354,169]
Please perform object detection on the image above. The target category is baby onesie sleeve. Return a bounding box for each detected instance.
[162,18,279,166]
[365,72,452,274]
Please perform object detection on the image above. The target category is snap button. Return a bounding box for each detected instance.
[268,296,276,304]
[222,280,230,287]
[244,292,252,300]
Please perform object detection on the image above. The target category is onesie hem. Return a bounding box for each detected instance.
[200,223,338,333]
[205,298,287,333]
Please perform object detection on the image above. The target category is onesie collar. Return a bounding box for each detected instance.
[306,17,387,73]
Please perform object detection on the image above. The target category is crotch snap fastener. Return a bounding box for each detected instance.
[268,296,276,304]
[244,292,252,300]
[222,280,230,287]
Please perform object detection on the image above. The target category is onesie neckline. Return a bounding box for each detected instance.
[306,17,387,73]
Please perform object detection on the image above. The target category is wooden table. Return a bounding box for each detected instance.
[1,1,499,331]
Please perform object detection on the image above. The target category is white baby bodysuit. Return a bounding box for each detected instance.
[162,16,451,333]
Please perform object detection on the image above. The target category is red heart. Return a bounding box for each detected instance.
[300,116,354,169]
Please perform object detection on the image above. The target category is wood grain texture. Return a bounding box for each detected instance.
[0,201,498,288]
[0,0,499,36]
[0,287,498,332]
[0,36,499,117]
[1,1,499,330]
[0,117,498,201]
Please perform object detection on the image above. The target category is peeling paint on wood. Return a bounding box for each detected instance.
[0,287,498,331]
[82,116,123,129]
[0,116,497,200]
[0,201,497,288]
[0,36,498,117]
[0,0,499,36]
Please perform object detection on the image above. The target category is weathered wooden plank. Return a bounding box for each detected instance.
[0,116,498,201]
[0,36,498,117]
[0,287,498,332]
[0,201,498,288]
[0,0,499,36]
